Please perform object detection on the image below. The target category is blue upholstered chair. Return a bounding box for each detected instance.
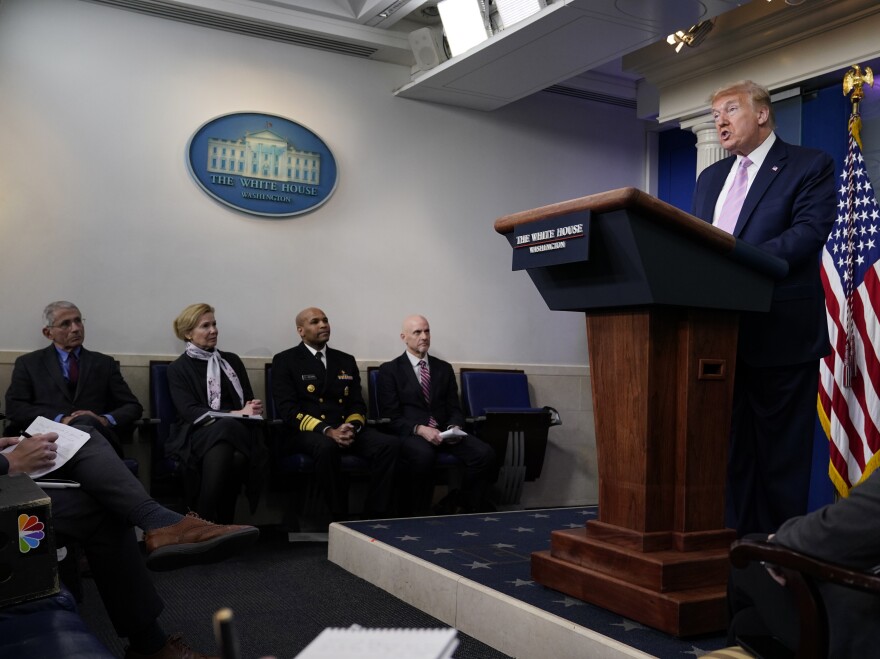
[0,586,115,658]
[459,369,559,504]
[141,361,190,511]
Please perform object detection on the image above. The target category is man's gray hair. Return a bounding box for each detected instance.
[43,301,80,328]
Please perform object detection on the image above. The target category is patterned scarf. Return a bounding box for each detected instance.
[185,342,244,410]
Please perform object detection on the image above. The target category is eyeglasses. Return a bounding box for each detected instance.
[47,317,85,330]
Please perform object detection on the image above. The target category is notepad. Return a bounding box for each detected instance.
[293,626,458,659]
[0,417,90,479]
[193,411,264,426]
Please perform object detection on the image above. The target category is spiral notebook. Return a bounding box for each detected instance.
[293,625,459,659]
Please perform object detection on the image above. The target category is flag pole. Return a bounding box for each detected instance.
[841,65,874,387]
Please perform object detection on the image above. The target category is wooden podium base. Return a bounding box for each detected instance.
[531,526,733,637]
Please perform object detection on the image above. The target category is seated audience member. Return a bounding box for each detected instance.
[271,307,398,521]
[0,428,258,659]
[5,300,143,456]
[167,303,267,524]
[727,467,880,657]
[377,315,495,515]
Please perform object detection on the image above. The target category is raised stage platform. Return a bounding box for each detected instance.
[329,507,729,659]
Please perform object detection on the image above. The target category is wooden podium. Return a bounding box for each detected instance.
[494,188,787,636]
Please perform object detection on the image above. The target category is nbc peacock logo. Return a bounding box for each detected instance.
[18,513,46,553]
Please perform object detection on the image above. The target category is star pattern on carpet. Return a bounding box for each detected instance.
[506,578,534,587]
[396,535,420,541]
[339,505,729,656]
[611,620,646,632]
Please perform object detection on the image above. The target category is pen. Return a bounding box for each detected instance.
[20,431,32,439]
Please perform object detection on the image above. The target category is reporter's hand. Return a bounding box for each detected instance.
[3,433,59,475]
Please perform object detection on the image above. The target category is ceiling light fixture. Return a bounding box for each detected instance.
[666,20,714,53]
[437,0,490,58]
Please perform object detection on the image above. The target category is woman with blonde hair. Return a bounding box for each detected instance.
[167,303,265,523]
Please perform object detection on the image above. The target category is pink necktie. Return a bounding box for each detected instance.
[419,360,437,428]
[715,157,752,234]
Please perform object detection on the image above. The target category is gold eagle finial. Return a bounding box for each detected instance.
[844,65,874,149]
[844,64,873,101]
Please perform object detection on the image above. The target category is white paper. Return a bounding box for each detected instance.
[439,427,467,442]
[295,625,458,659]
[0,416,90,479]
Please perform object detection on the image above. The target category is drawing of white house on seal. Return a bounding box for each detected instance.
[206,128,321,185]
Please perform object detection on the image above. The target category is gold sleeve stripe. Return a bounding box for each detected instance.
[345,413,366,426]
[296,413,323,433]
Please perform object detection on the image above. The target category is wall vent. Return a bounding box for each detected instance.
[84,0,379,58]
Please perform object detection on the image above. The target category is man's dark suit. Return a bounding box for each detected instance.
[728,467,880,656]
[0,431,164,638]
[271,342,398,517]
[692,136,836,535]
[377,352,495,513]
[5,345,143,452]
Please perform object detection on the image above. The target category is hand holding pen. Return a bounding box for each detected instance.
[0,432,59,475]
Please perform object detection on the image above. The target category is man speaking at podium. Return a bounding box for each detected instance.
[691,80,836,536]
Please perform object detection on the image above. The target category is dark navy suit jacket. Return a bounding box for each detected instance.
[271,342,367,435]
[692,137,836,367]
[376,352,465,437]
[5,345,142,435]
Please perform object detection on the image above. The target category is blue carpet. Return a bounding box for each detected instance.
[343,506,729,658]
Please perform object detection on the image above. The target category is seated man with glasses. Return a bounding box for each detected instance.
[4,300,142,456]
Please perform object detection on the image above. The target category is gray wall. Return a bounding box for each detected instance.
[0,0,651,507]
[0,0,648,363]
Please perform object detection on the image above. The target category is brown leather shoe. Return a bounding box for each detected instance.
[144,512,259,571]
[124,633,217,659]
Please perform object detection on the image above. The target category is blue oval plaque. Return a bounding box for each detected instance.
[186,112,338,218]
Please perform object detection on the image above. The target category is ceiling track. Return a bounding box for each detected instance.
[82,0,379,58]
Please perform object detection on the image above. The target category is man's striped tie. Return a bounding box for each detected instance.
[419,359,437,428]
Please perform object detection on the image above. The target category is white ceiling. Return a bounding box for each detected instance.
[83,1,874,114]
[84,0,754,110]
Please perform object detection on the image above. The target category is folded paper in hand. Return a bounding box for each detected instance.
[439,427,467,444]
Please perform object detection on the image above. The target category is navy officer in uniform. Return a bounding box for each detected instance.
[271,307,399,520]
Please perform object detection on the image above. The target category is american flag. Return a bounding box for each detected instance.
[819,123,880,496]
